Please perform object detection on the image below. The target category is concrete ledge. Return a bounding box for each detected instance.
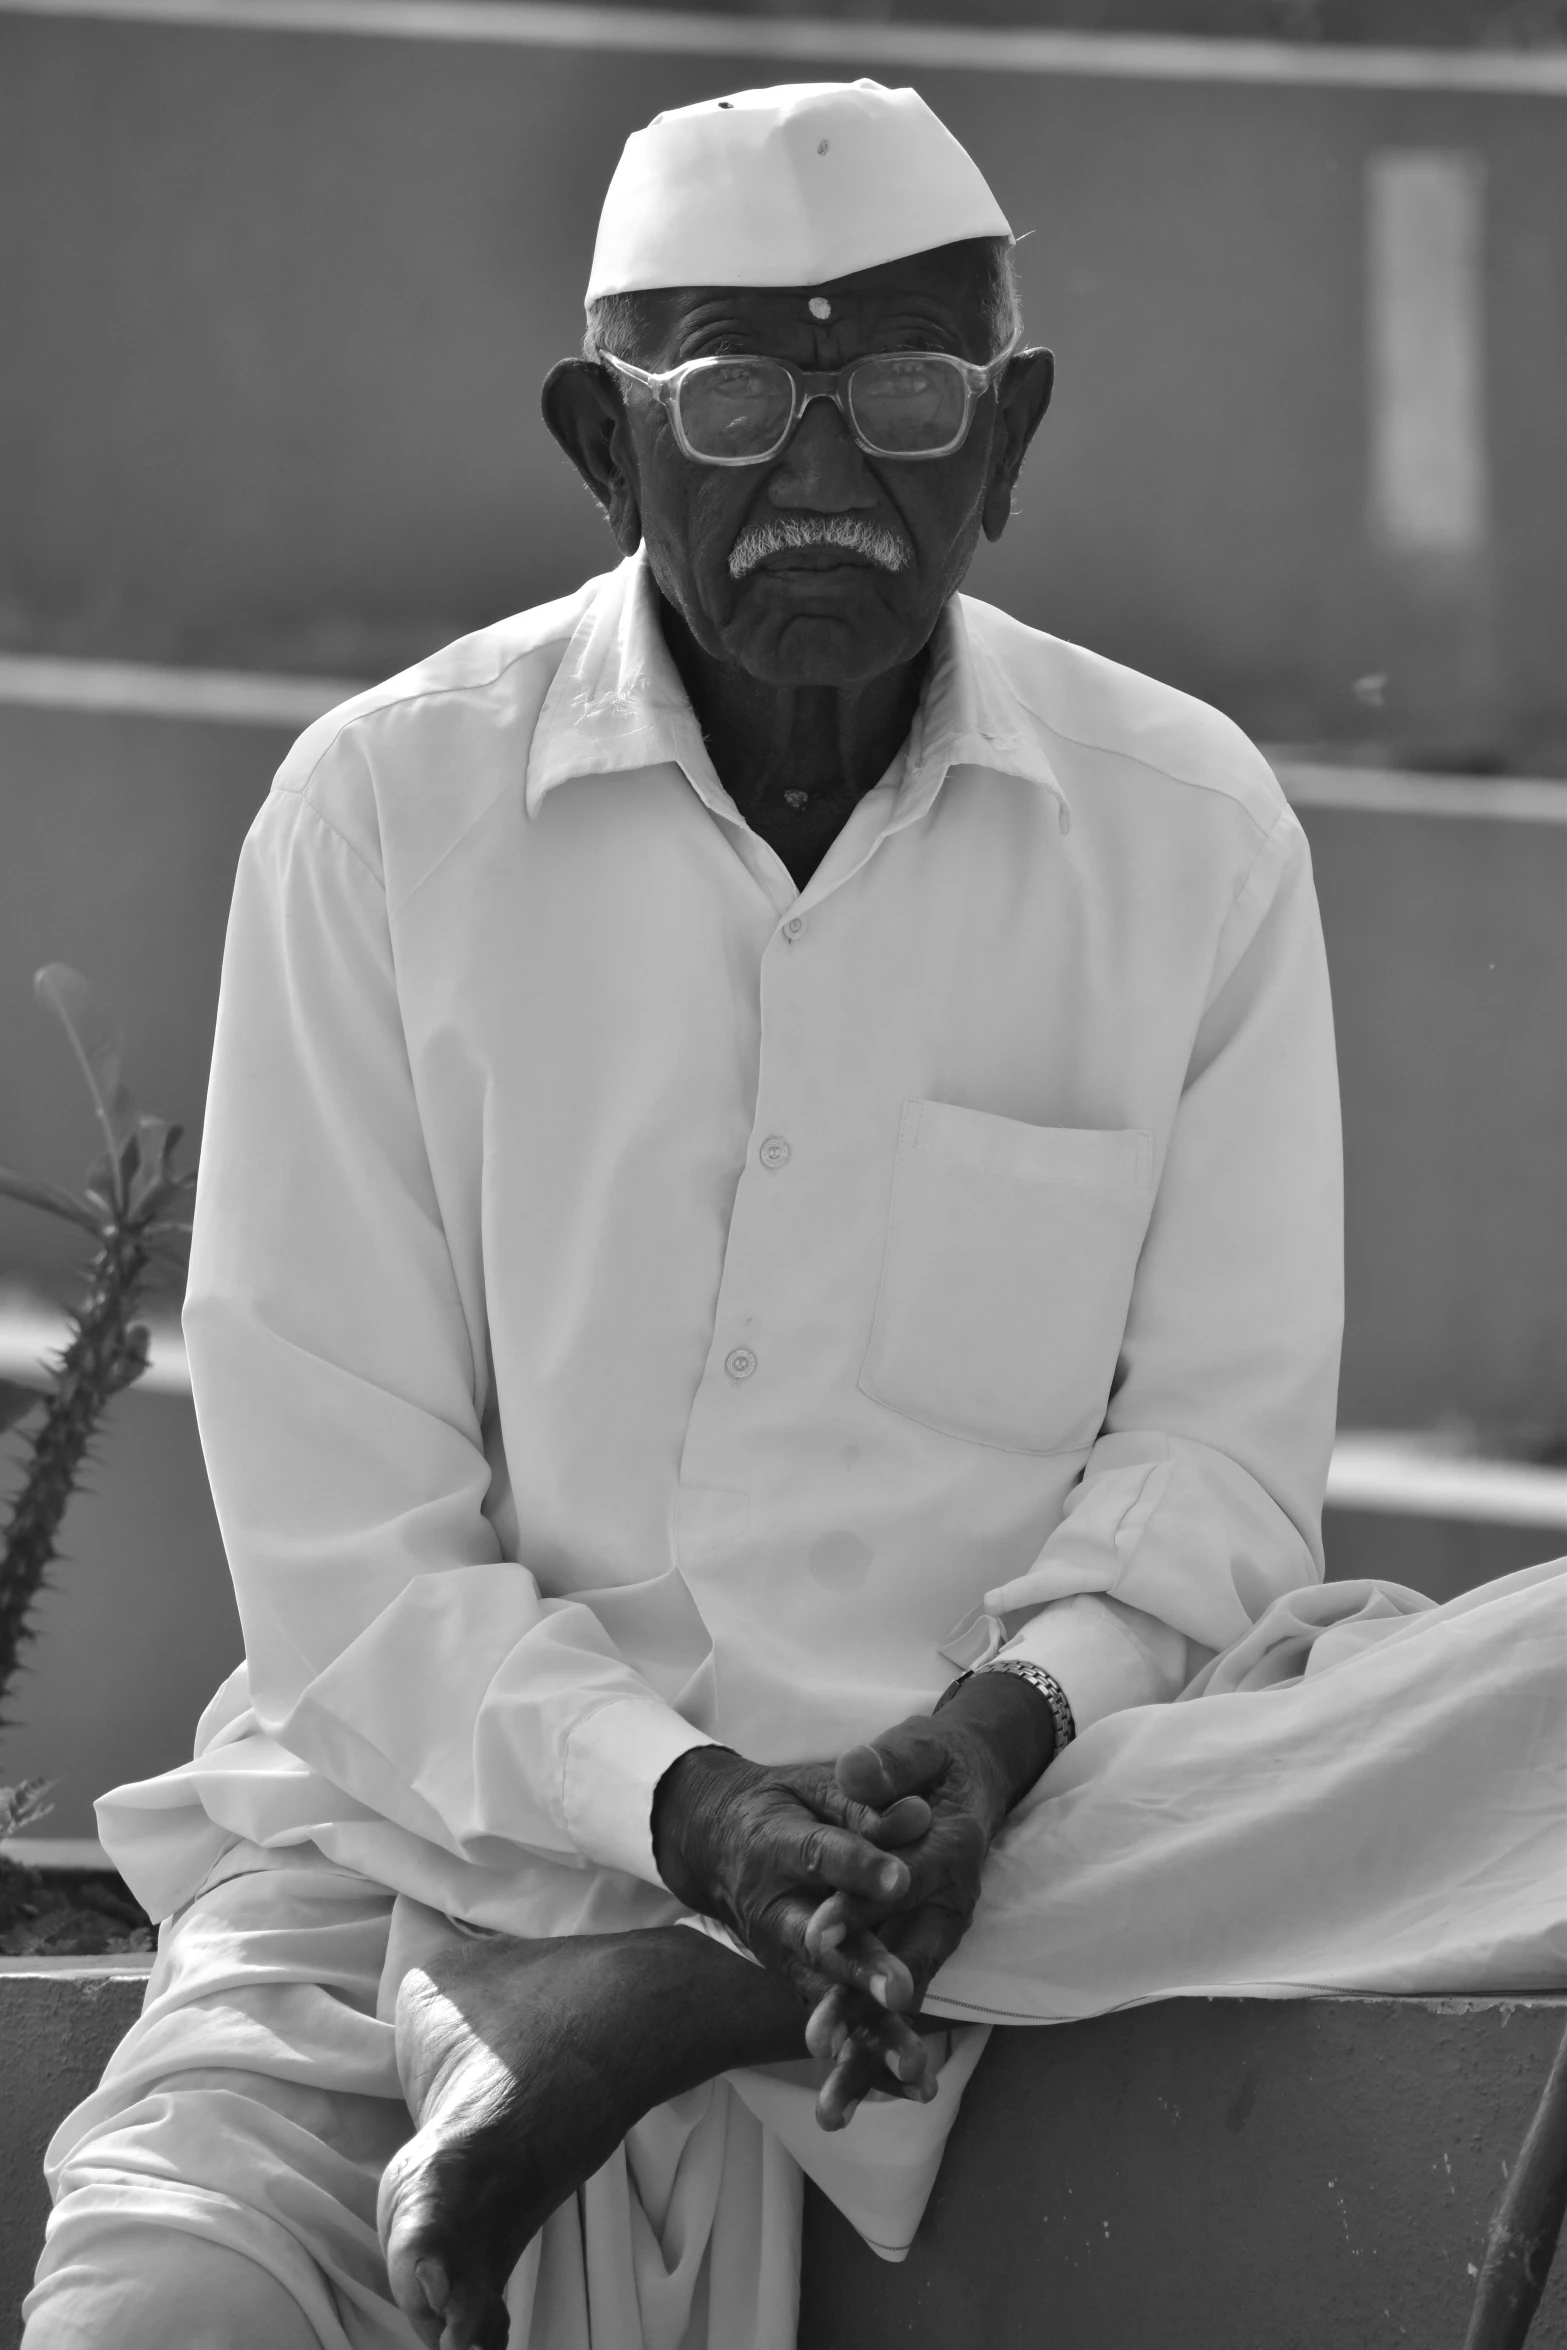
[1,1962,152,2350]
[800,1995,1567,2348]
[4,1975,1563,2349]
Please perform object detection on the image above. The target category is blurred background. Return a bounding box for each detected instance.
[1,0,1563,1834]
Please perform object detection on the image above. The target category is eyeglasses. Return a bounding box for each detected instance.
[599,336,1021,467]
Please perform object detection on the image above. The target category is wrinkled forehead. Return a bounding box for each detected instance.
[616,244,1001,363]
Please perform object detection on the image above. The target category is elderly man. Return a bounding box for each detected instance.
[26,77,1564,2350]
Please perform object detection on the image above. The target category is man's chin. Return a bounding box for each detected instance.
[719,584,925,687]
[734,635,910,690]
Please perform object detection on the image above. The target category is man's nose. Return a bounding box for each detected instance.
[768,393,878,512]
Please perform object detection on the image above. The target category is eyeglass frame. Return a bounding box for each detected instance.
[596,333,1024,467]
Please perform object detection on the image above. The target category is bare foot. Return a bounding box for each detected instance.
[378,1926,808,2350]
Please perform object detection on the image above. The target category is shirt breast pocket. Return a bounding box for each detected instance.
[858,1101,1155,1456]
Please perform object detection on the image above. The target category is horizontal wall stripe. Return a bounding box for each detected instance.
[0,652,366,729]
[1326,1435,1567,1530]
[4,651,1567,823]
[4,0,1567,95]
[0,1837,117,1873]
[1276,763,1567,825]
[1,1304,1562,1526]
[0,1306,191,1395]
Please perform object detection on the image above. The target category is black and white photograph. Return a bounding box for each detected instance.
[0,2,1564,2345]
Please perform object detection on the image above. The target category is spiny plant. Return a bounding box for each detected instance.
[0,966,196,1748]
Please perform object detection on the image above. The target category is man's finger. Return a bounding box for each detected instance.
[817,2026,883,2129]
[804,1983,856,2063]
[786,1766,903,1845]
[878,1901,971,2006]
[879,2011,939,2095]
[833,1743,901,1810]
[804,1887,915,1972]
[835,1722,952,1809]
[803,1891,857,1956]
[814,2016,936,2131]
[805,1987,938,2105]
[785,1819,911,1906]
[759,1886,911,2012]
[865,1794,932,1847]
[869,1806,991,1918]
[799,1900,916,2010]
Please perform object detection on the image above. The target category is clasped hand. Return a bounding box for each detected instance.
[652,1673,1055,2130]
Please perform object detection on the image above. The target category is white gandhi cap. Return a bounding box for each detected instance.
[586,80,1013,301]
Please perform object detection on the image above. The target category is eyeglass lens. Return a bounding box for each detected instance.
[676,354,971,460]
[847,355,970,455]
[680,362,796,460]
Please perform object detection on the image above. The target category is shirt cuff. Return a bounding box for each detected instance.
[999,1593,1188,1735]
[561,1696,717,1885]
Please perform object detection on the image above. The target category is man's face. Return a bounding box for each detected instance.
[544,243,1054,690]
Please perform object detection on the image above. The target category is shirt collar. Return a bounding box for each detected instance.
[525,549,1071,834]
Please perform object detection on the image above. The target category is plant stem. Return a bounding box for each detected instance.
[0,1228,150,1718]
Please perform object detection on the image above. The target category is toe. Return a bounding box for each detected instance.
[379,2141,462,2349]
[443,2270,512,2350]
[380,2127,525,2350]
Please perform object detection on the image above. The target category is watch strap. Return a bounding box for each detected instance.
[934,1655,1077,1758]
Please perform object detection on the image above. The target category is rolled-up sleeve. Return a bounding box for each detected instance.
[184,763,712,1890]
[987,806,1343,1704]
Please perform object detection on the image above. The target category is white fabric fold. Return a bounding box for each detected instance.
[926,1557,1567,2025]
[40,1562,1566,2350]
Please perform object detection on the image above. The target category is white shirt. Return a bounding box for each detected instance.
[104,551,1342,1930]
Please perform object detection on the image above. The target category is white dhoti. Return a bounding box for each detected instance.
[26,1562,1567,2350]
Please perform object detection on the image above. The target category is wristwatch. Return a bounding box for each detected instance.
[933,1655,1077,1758]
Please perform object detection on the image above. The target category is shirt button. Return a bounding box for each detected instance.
[758,1135,791,1171]
[782,914,807,940]
[724,1347,758,1381]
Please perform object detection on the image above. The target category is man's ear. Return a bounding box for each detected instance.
[541,358,643,556]
[981,347,1055,544]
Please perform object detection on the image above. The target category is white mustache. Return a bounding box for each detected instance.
[728,515,912,581]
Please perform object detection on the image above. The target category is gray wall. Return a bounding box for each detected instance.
[2,16,1565,761]
[800,1995,1567,2350]
[6,1984,1565,2348]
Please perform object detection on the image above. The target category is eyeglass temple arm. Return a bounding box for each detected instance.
[597,353,668,391]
